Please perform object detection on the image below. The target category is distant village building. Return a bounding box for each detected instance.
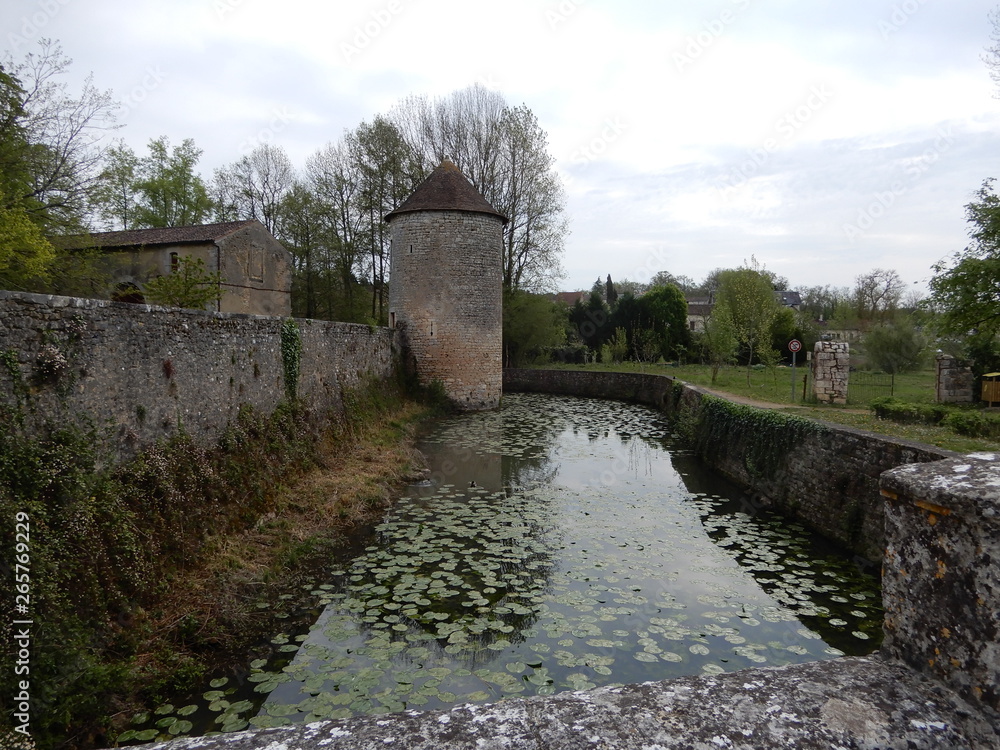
[776,290,802,310]
[59,220,292,316]
[552,291,588,307]
[685,289,801,332]
[686,296,714,332]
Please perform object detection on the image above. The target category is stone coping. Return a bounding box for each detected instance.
[142,656,999,750]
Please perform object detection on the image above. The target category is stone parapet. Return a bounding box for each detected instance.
[881,454,1000,713]
[141,657,999,750]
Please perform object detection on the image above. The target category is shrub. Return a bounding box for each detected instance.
[870,397,948,425]
[941,410,1000,439]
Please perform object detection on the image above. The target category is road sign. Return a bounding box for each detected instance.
[788,340,802,402]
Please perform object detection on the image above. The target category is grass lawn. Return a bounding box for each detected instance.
[539,360,1000,454]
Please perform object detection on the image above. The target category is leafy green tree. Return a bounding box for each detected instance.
[133,136,213,227]
[701,307,738,383]
[714,261,780,383]
[143,255,223,309]
[90,139,139,230]
[862,321,926,374]
[0,188,55,288]
[351,116,421,323]
[569,291,611,354]
[769,306,798,362]
[929,179,1000,339]
[638,283,690,360]
[502,289,566,366]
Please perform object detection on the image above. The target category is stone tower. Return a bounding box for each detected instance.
[386,160,506,410]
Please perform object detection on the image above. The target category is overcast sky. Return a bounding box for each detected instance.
[4,0,999,295]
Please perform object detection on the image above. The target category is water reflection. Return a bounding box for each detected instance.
[131,393,882,736]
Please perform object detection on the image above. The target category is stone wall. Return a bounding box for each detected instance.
[813,341,849,404]
[504,368,956,560]
[0,291,397,461]
[881,455,1000,714]
[388,210,503,410]
[936,353,975,404]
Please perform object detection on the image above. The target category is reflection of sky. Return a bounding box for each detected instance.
[256,394,879,723]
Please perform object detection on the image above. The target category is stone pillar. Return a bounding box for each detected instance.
[879,455,1000,712]
[935,353,974,404]
[812,341,849,404]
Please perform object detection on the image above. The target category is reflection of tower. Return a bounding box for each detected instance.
[386,160,507,411]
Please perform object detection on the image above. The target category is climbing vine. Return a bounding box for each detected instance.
[694,395,825,480]
[280,318,302,401]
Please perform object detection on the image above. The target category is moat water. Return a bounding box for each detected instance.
[120,393,881,740]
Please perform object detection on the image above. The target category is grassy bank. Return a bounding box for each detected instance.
[0,379,435,750]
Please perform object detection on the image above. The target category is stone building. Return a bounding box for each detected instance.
[59,219,292,316]
[386,159,507,410]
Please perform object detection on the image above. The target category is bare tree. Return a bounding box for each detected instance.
[390,85,566,292]
[5,39,119,233]
[854,268,905,322]
[985,8,1000,97]
[304,136,370,318]
[351,116,422,321]
[213,143,294,233]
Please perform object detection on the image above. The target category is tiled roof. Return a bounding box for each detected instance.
[54,220,260,250]
[384,160,507,223]
[552,291,588,306]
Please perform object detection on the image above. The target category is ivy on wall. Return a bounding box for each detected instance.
[694,395,825,481]
[280,318,302,401]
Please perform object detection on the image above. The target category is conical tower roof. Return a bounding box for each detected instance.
[385,159,507,223]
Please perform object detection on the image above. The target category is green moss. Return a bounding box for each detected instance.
[693,395,824,480]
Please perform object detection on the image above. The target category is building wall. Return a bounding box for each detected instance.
[103,242,219,307]
[100,224,292,316]
[0,291,395,462]
[217,222,292,316]
[388,210,503,410]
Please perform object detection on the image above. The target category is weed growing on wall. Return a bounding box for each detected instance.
[0,368,430,749]
[0,403,320,748]
[693,395,825,481]
[280,318,302,400]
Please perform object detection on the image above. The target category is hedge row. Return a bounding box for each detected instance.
[870,397,1000,439]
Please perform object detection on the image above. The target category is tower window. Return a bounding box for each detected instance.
[409,244,413,254]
